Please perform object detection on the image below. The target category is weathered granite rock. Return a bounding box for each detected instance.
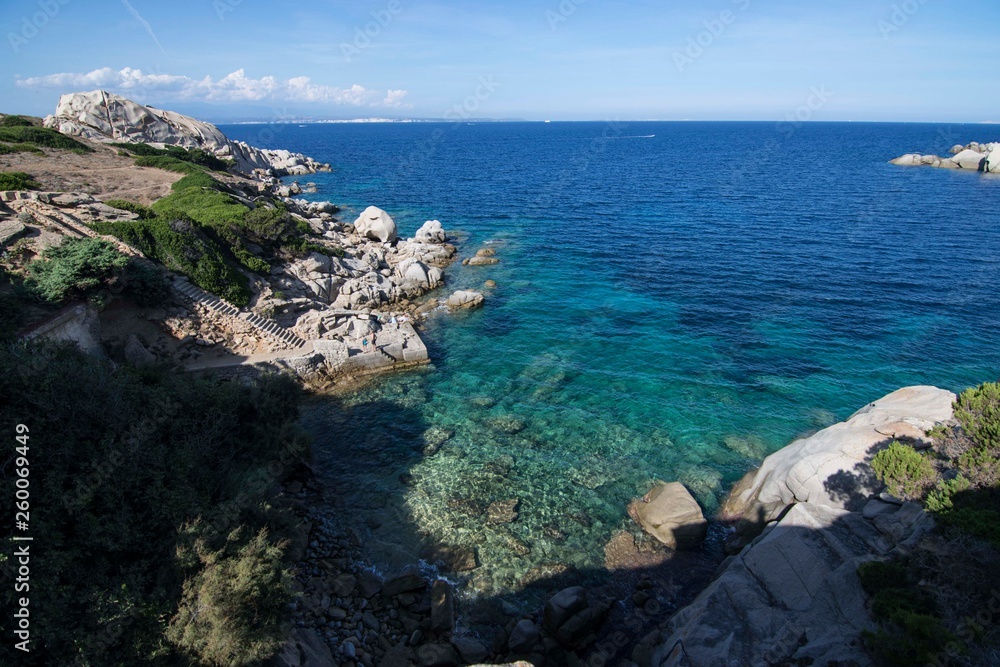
[467,256,500,266]
[45,90,328,176]
[415,219,447,244]
[383,569,427,597]
[722,386,955,522]
[0,219,26,246]
[397,257,442,291]
[271,628,336,667]
[952,148,987,170]
[639,503,894,667]
[446,290,484,309]
[451,637,489,663]
[628,483,707,549]
[542,586,611,649]
[354,205,398,243]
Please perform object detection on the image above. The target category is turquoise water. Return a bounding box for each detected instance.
[226,122,1000,594]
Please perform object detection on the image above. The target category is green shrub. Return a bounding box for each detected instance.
[925,476,972,512]
[0,114,36,127]
[92,217,250,306]
[938,508,1000,548]
[0,341,305,665]
[0,171,41,190]
[103,198,157,220]
[112,142,231,171]
[23,237,128,304]
[171,170,222,192]
[233,246,270,274]
[871,441,936,501]
[0,142,44,155]
[955,383,1000,451]
[0,125,92,152]
[168,527,289,666]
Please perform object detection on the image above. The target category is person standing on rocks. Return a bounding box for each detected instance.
[362,337,369,353]
[370,331,378,352]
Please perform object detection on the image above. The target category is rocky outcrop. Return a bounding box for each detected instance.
[44,90,329,176]
[891,140,999,173]
[271,628,336,667]
[446,291,484,309]
[635,387,953,667]
[415,219,447,244]
[628,483,707,549]
[722,385,955,524]
[639,500,934,667]
[353,205,398,243]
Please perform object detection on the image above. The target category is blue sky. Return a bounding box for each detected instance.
[2,0,998,122]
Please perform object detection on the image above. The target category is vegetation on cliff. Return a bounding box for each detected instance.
[864,382,1000,666]
[94,157,323,306]
[0,340,307,666]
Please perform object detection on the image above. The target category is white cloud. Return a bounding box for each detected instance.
[382,89,411,108]
[15,67,409,108]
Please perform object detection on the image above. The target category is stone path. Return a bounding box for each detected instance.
[171,278,308,349]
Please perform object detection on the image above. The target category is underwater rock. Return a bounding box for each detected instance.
[487,499,520,525]
[421,544,479,572]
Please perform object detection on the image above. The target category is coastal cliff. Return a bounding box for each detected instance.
[635,387,956,667]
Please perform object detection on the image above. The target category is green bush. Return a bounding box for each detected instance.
[103,198,157,220]
[92,217,251,306]
[170,170,222,192]
[871,441,936,501]
[954,383,1000,451]
[0,125,91,152]
[0,142,44,155]
[0,171,41,190]
[233,246,270,274]
[0,114,36,127]
[112,142,231,172]
[925,476,972,512]
[0,341,305,666]
[168,527,290,666]
[23,237,128,304]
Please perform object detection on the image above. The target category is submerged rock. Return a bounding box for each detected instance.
[486,499,520,525]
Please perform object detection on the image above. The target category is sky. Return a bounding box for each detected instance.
[1,0,998,123]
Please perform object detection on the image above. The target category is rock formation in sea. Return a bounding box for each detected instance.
[633,386,956,667]
[44,90,330,176]
[891,140,1000,173]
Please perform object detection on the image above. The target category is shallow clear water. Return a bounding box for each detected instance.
[226,121,1000,593]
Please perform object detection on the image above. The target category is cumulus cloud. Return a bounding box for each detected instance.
[15,67,409,108]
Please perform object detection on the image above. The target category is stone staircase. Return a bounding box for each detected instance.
[172,279,307,349]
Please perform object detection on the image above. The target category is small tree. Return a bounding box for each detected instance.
[871,441,936,501]
[168,527,290,666]
[954,383,1000,451]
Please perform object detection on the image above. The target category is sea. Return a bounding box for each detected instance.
[220,121,1000,598]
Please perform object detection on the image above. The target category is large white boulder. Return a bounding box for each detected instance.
[396,257,441,290]
[44,90,328,176]
[446,291,484,309]
[415,219,446,244]
[722,386,955,521]
[952,148,987,170]
[353,206,398,243]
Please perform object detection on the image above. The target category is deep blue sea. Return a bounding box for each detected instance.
[222,121,1000,594]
